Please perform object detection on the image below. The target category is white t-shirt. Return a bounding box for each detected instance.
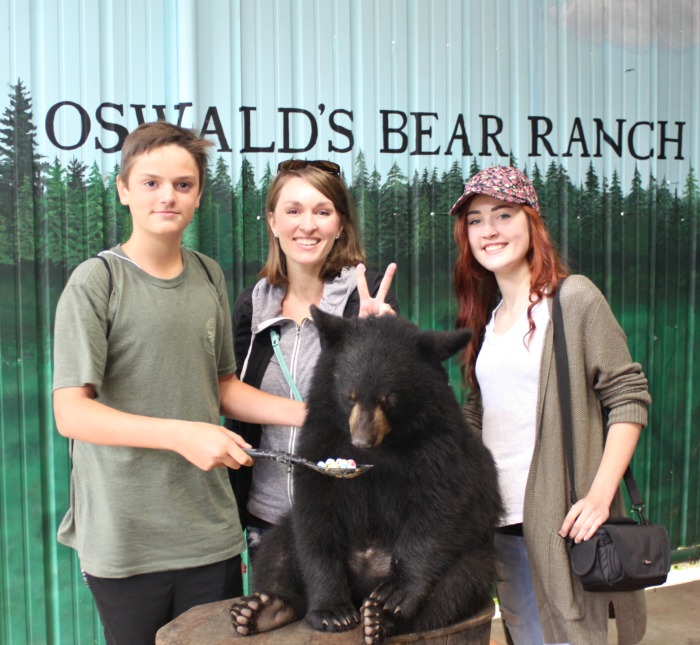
[476,298,549,526]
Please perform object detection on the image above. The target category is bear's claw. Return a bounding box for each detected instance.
[306,606,360,632]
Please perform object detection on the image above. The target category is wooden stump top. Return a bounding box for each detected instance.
[156,598,494,645]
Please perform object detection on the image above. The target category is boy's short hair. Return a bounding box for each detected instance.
[119,121,214,192]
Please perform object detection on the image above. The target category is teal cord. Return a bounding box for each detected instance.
[269,329,304,402]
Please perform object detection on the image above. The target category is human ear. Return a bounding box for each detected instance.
[116,176,130,206]
[267,212,278,238]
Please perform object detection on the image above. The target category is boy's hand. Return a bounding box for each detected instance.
[174,423,253,471]
[356,262,397,317]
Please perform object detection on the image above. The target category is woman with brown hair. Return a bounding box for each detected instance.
[451,166,650,645]
[227,159,398,560]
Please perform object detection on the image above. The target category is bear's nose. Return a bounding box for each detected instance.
[349,403,391,448]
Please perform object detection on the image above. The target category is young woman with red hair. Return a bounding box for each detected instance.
[451,166,650,645]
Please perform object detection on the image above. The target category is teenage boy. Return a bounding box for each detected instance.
[53,121,306,645]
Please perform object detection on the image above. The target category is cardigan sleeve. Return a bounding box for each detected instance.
[561,275,651,428]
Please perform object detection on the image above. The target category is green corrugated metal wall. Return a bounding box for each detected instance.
[1,0,698,643]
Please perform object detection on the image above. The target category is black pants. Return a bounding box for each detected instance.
[84,555,242,645]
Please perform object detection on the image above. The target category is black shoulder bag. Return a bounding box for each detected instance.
[552,281,670,592]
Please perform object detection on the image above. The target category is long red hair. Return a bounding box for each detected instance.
[453,204,569,390]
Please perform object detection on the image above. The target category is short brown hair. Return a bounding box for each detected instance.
[119,121,213,193]
[261,165,365,286]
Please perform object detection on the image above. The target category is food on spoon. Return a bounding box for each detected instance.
[316,458,357,471]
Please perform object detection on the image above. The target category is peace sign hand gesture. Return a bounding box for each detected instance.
[356,262,397,318]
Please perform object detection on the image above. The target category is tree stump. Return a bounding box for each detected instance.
[156,599,494,645]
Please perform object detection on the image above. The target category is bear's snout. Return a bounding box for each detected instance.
[349,402,392,448]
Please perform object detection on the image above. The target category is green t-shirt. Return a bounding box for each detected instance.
[53,246,244,577]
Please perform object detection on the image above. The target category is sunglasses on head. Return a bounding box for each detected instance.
[277,159,342,176]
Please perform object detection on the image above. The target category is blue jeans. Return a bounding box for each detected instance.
[494,532,546,645]
[494,533,571,645]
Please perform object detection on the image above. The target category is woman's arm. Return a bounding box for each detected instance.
[557,277,650,543]
[219,373,307,428]
[559,422,642,543]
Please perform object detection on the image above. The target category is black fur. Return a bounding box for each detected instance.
[231,309,502,643]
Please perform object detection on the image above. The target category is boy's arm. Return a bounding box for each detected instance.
[219,373,307,427]
[53,385,253,471]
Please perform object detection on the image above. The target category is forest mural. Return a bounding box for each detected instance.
[0,76,698,642]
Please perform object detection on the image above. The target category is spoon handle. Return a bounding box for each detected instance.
[243,448,311,467]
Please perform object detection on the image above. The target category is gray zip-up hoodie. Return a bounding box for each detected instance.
[245,266,358,524]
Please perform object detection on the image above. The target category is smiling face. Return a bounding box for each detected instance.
[465,194,532,279]
[268,176,343,277]
[116,144,201,241]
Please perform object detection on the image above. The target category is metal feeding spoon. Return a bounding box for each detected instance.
[243,448,373,478]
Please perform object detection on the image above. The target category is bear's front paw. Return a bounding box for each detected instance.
[230,592,296,636]
[368,581,420,617]
[306,606,360,632]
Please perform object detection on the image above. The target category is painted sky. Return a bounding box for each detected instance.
[1,0,697,189]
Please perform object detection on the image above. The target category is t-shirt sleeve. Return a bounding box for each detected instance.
[218,286,237,376]
[205,257,237,376]
[53,259,111,393]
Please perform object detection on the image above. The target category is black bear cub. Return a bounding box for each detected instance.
[231,309,502,644]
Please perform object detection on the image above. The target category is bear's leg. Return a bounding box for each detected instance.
[360,544,496,644]
[231,520,307,636]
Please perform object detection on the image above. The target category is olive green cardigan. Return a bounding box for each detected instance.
[465,275,651,645]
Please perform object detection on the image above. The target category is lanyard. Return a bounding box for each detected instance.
[269,329,304,402]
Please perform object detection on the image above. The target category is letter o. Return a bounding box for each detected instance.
[45,101,91,150]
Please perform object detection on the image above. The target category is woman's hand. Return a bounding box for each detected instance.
[356,262,397,317]
[558,422,642,543]
[559,493,610,543]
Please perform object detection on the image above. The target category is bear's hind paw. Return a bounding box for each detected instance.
[361,597,387,645]
[230,592,296,636]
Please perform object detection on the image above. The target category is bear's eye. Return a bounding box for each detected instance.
[378,393,397,409]
[348,389,357,402]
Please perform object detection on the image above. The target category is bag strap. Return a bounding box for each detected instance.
[552,280,649,524]
[95,249,215,340]
[96,255,114,339]
[191,250,214,285]
[269,329,304,402]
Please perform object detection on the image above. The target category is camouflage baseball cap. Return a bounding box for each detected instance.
[450,166,540,215]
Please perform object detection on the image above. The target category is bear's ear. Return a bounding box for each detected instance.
[311,305,352,349]
[417,328,472,363]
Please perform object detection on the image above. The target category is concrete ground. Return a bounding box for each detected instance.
[489,565,700,645]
